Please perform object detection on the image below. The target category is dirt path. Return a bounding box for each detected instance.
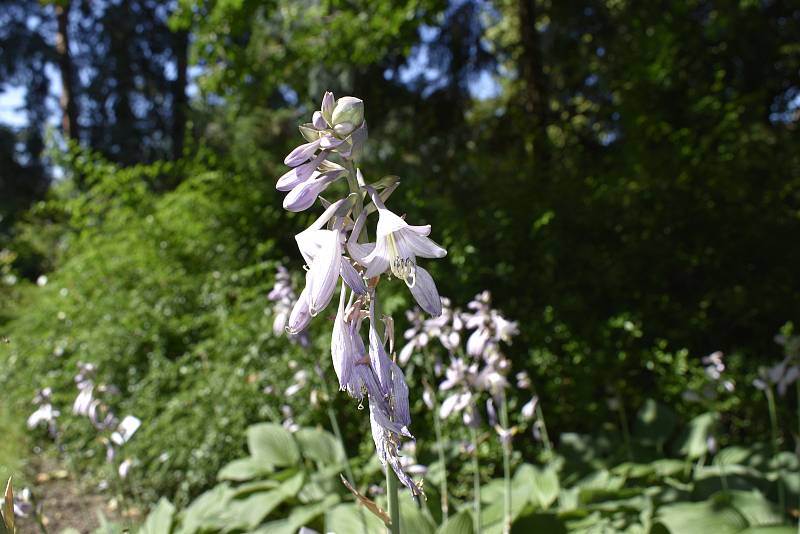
[15,459,135,533]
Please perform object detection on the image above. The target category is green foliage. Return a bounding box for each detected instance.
[139,417,798,534]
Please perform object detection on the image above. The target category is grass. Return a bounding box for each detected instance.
[0,403,28,486]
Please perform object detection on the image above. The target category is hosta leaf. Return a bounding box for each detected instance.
[177,484,235,534]
[725,490,782,527]
[399,491,436,534]
[738,527,797,533]
[652,499,747,534]
[138,498,175,534]
[218,456,273,481]
[325,502,385,534]
[295,427,345,466]
[247,423,300,468]
[675,413,717,460]
[218,471,304,531]
[437,510,473,534]
[249,494,340,534]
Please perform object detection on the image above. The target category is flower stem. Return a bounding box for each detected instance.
[765,385,785,515]
[534,403,553,454]
[431,394,450,521]
[386,467,401,534]
[499,394,512,534]
[615,390,633,461]
[343,159,366,239]
[470,425,482,534]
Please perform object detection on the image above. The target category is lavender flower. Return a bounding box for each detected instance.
[273,93,446,494]
[268,266,310,346]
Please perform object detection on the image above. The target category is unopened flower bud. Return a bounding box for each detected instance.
[332,97,364,134]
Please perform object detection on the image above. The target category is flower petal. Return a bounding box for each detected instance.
[340,259,367,294]
[405,231,447,258]
[375,208,409,237]
[321,92,335,125]
[276,151,328,191]
[283,171,340,212]
[331,286,354,389]
[368,299,392,393]
[307,231,341,316]
[409,266,442,317]
[287,287,311,334]
[312,111,327,130]
[284,138,322,167]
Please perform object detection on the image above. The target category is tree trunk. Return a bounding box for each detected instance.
[55,1,79,141]
[517,0,549,163]
[171,29,189,160]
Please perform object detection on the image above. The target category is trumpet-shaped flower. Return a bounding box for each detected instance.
[348,192,446,316]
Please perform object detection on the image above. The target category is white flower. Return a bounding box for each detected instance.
[111,415,141,446]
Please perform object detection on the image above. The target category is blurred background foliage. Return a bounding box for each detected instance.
[1,0,799,507]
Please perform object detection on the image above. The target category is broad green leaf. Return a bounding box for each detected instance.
[325,502,385,534]
[218,456,273,481]
[295,427,345,465]
[399,491,436,534]
[739,527,797,533]
[633,399,677,447]
[177,484,235,534]
[219,471,305,531]
[676,413,717,460]
[138,498,175,534]
[713,446,754,467]
[653,499,747,534]
[250,494,340,534]
[247,423,300,468]
[437,510,473,534]
[231,479,281,498]
[725,490,782,527]
[530,466,560,509]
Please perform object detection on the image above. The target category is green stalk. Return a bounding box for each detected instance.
[430,392,450,521]
[343,159,366,239]
[315,366,367,534]
[765,385,785,515]
[470,425,482,534]
[386,468,401,534]
[499,394,512,534]
[615,391,633,461]
[534,402,553,454]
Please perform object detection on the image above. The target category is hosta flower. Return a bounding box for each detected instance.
[27,388,60,438]
[348,192,446,316]
[268,266,310,346]
[360,191,446,283]
[521,396,539,420]
[111,415,141,446]
[294,198,366,316]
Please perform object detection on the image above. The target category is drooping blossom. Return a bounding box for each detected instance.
[273,93,446,494]
[267,265,310,346]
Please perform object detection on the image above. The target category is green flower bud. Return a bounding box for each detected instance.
[331,97,364,131]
